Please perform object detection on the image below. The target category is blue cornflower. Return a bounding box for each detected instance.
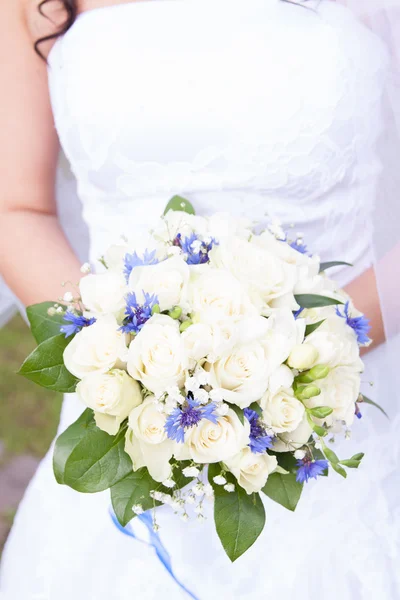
[60,311,96,338]
[296,457,328,484]
[355,403,362,420]
[123,249,159,282]
[244,408,274,454]
[336,301,371,346]
[175,232,218,265]
[165,392,219,443]
[293,307,304,319]
[290,240,308,255]
[120,291,158,334]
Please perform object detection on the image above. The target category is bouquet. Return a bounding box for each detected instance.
[19,196,382,561]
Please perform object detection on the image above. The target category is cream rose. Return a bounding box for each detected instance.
[128,255,189,312]
[304,315,363,370]
[125,398,174,482]
[305,366,361,426]
[183,408,250,463]
[261,387,305,433]
[79,271,127,316]
[209,236,298,314]
[127,314,187,394]
[76,369,142,435]
[153,210,209,244]
[63,315,128,379]
[273,414,313,452]
[188,267,257,324]
[206,213,252,240]
[225,447,278,494]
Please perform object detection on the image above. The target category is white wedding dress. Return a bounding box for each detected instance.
[1,1,399,598]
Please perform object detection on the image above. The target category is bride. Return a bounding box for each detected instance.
[0,0,399,598]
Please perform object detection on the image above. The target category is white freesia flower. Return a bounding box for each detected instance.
[209,236,298,314]
[125,397,175,482]
[127,314,187,394]
[287,343,319,370]
[79,271,127,317]
[63,315,128,379]
[305,366,361,426]
[303,315,363,370]
[183,409,250,463]
[225,448,278,494]
[261,387,305,433]
[188,268,258,324]
[273,414,313,452]
[76,369,142,435]
[129,255,189,312]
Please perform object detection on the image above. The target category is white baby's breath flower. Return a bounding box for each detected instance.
[162,478,176,489]
[192,483,204,497]
[47,307,57,317]
[194,504,203,514]
[294,449,306,460]
[132,504,144,515]
[185,376,200,393]
[80,262,91,274]
[203,484,214,498]
[197,514,206,523]
[224,483,235,493]
[195,389,210,405]
[215,402,230,417]
[63,291,74,303]
[181,513,189,522]
[56,306,64,314]
[213,475,227,486]
[182,466,200,478]
[150,491,164,502]
[186,495,196,505]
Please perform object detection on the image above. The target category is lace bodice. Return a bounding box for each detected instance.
[47,0,388,284]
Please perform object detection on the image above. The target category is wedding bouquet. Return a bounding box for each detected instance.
[19,196,379,561]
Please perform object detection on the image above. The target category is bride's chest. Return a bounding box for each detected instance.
[48,0,386,199]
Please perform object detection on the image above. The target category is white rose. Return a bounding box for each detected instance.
[76,369,142,435]
[273,414,313,452]
[63,315,128,379]
[209,236,298,314]
[125,397,174,482]
[206,310,303,408]
[268,365,295,395]
[127,314,187,394]
[128,255,189,312]
[183,408,250,463]
[188,267,258,324]
[305,366,360,426]
[103,234,166,273]
[225,447,278,494]
[79,271,127,316]
[287,343,319,370]
[261,388,305,433]
[182,319,238,365]
[206,213,252,240]
[303,315,363,370]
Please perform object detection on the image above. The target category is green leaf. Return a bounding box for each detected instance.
[294,294,344,309]
[271,451,299,474]
[230,404,244,424]
[306,413,327,437]
[262,472,303,512]
[330,462,347,479]
[308,406,334,419]
[163,195,195,215]
[320,440,340,465]
[319,261,353,272]
[26,301,65,344]
[340,452,365,469]
[111,469,160,527]
[305,320,325,336]
[209,464,265,562]
[18,334,78,393]
[248,402,262,417]
[349,452,365,462]
[361,394,389,419]
[53,410,133,493]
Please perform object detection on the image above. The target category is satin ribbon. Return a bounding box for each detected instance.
[110,508,199,600]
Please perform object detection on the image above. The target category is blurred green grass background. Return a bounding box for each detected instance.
[0,314,62,553]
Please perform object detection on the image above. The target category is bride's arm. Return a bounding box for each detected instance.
[344,266,385,353]
[0,0,82,306]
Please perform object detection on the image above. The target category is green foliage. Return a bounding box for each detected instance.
[26,301,65,344]
[361,394,389,419]
[262,472,303,512]
[208,464,265,562]
[53,410,132,493]
[307,406,334,419]
[319,261,352,272]
[111,469,161,527]
[294,294,344,309]
[19,334,78,393]
[305,320,325,336]
[163,195,195,215]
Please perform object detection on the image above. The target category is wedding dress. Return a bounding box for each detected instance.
[1,1,399,598]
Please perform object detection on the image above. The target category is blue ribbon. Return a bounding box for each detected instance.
[110,508,199,600]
